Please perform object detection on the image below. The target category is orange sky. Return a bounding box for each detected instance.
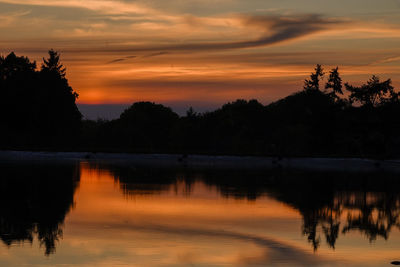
[1,0,400,113]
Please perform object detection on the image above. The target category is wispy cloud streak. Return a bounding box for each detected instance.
[371,55,400,65]
[106,55,137,64]
[75,14,346,54]
[0,0,153,15]
[143,52,169,58]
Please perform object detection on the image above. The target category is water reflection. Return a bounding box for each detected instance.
[1,161,400,266]
[266,173,400,251]
[0,162,80,255]
[100,164,400,251]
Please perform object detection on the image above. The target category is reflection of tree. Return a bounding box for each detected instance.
[89,163,198,197]
[265,172,400,251]
[303,193,400,250]
[297,191,400,251]
[0,163,80,255]
[302,206,341,250]
[95,164,400,252]
[341,192,400,241]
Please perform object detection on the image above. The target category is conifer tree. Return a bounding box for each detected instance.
[304,64,324,91]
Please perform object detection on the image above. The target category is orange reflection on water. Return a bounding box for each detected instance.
[61,163,400,266]
[64,163,324,266]
[76,163,300,221]
[2,162,400,266]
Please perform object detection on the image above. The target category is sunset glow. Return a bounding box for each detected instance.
[1,0,399,108]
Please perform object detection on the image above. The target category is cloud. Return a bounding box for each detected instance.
[142,51,169,58]
[0,0,153,15]
[0,10,31,27]
[371,55,400,65]
[76,14,346,54]
[100,14,343,62]
[106,55,137,64]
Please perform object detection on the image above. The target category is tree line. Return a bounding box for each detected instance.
[1,52,400,158]
[0,50,81,149]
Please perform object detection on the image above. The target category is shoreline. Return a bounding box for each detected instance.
[1,150,400,173]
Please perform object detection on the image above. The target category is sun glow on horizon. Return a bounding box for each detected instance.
[1,0,399,105]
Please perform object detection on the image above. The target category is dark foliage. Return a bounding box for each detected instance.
[114,102,179,151]
[1,54,400,158]
[0,162,80,255]
[325,67,343,98]
[81,102,179,152]
[71,64,400,157]
[80,82,400,158]
[304,64,324,91]
[0,50,81,150]
[345,75,398,107]
[78,64,399,158]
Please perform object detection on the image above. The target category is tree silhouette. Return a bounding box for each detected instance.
[0,52,36,79]
[114,102,179,151]
[304,64,324,91]
[325,67,343,98]
[41,49,66,78]
[2,53,400,158]
[345,75,398,107]
[186,107,198,118]
[0,50,82,149]
[38,50,81,141]
[0,52,38,146]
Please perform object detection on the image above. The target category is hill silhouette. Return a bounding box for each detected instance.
[1,51,400,158]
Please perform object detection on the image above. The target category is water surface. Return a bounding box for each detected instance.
[1,161,399,266]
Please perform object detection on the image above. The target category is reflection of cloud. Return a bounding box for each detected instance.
[88,222,338,266]
[106,58,125,64]
[143,52,169,58]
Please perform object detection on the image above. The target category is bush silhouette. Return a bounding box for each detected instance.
[108,102,179,152]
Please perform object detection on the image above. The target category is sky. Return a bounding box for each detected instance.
[1,0,400,118]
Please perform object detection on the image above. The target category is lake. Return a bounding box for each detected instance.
[1,160,399,266]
